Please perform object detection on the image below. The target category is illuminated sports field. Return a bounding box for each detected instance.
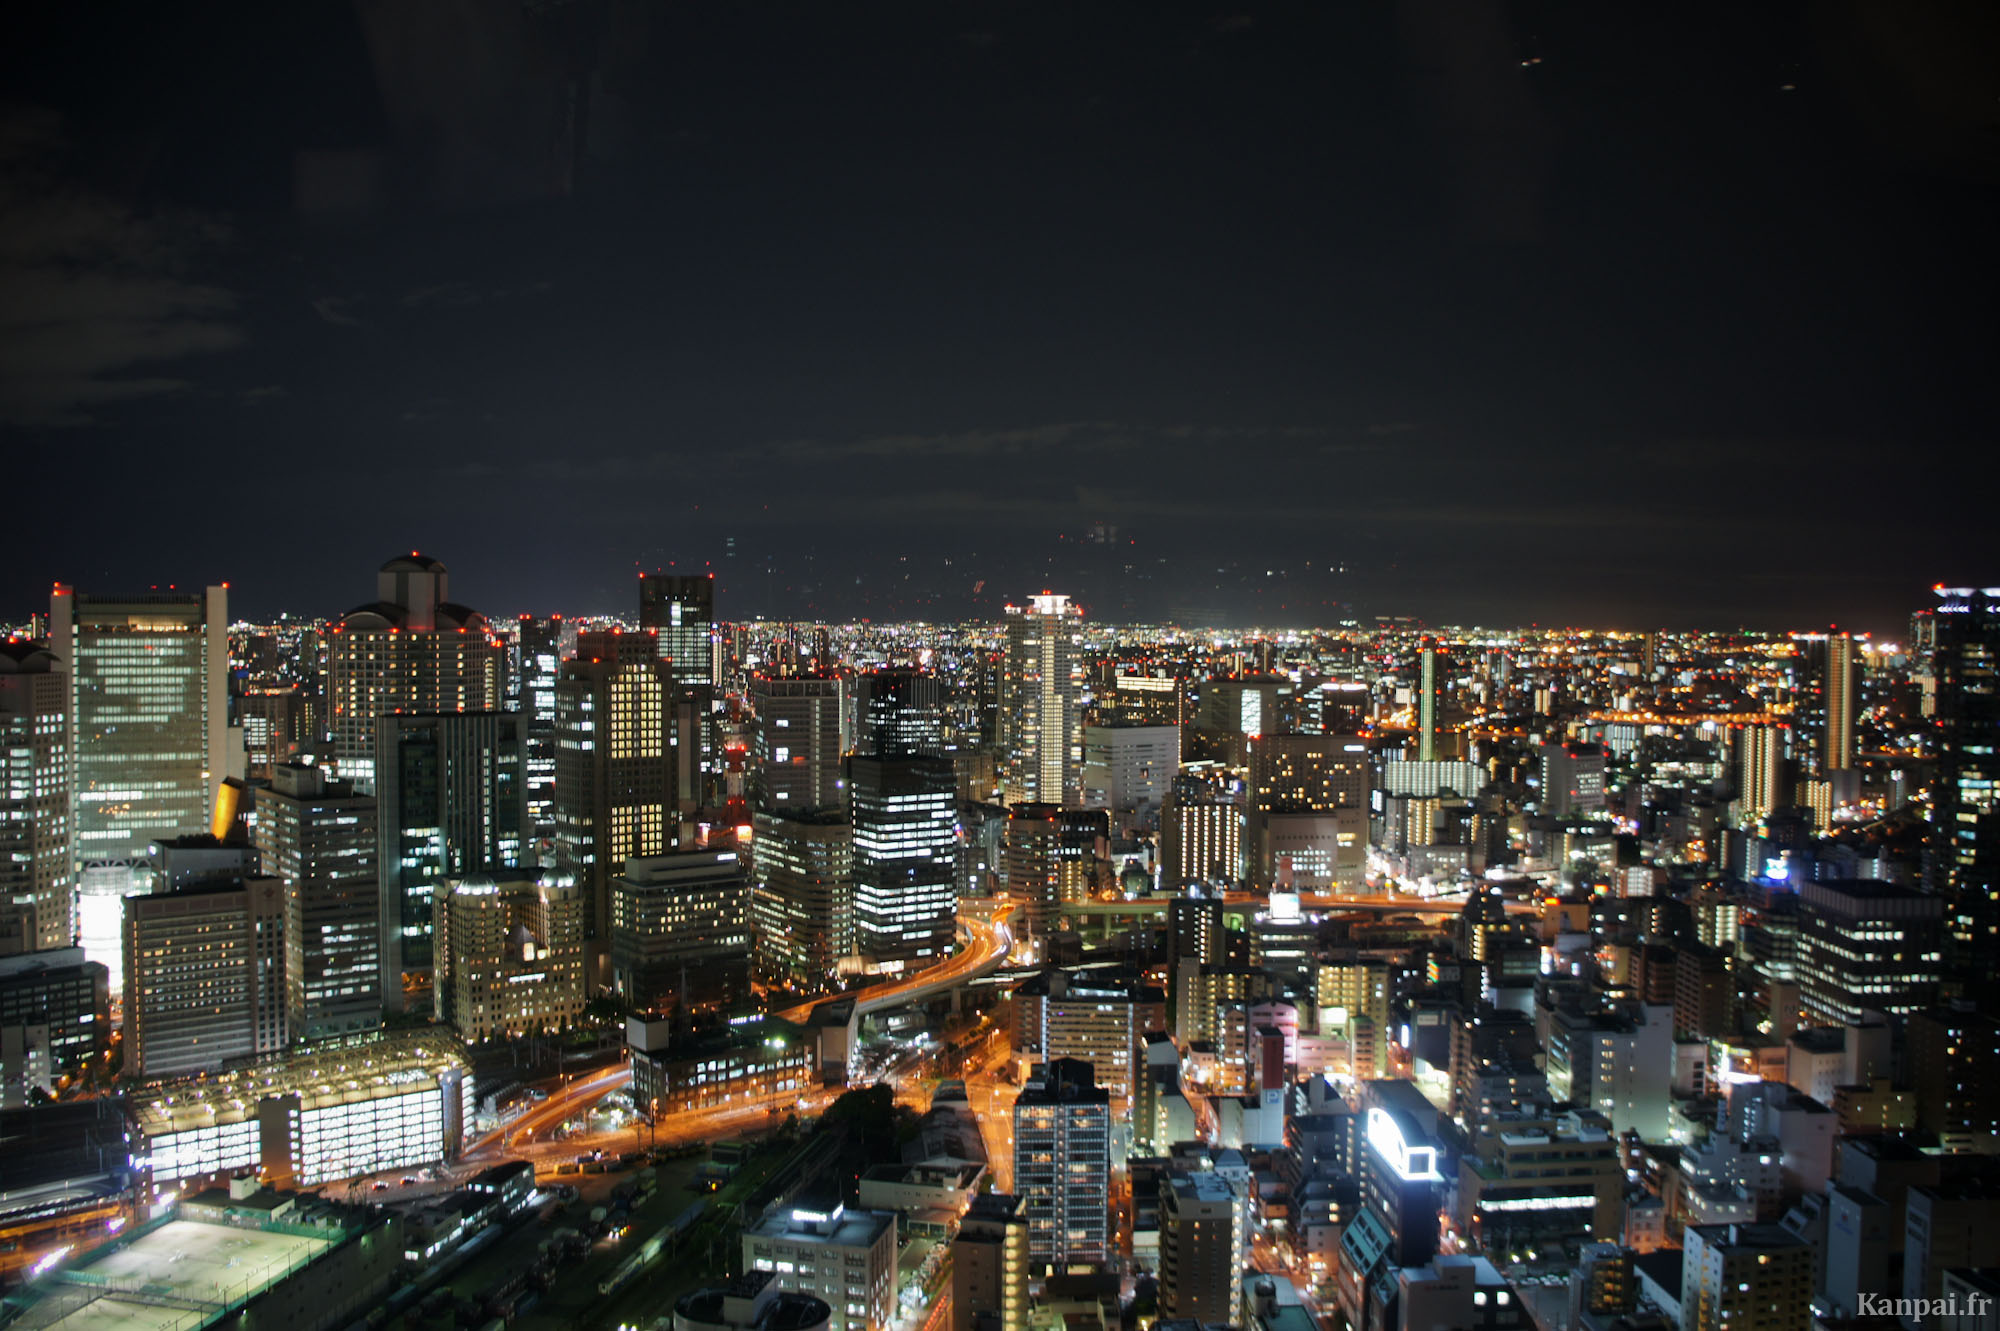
[43,1219,334,1331]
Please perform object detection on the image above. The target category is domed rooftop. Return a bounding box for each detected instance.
[0,641,55,673]
[381,553,447,574]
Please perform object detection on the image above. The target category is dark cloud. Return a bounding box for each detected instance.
[0,112,238,427]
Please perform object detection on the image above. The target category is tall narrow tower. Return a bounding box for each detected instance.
[1000,594,1081,806]
[1417,637,1438,763]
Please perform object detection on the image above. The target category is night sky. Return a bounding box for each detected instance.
[5,1,1997,633]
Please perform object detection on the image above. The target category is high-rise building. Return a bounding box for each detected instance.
[1160,774,1243,890]
[374,711,528,1003]
[51,585,232,988]
[234,685,304,779]
[1540,741,1607,818]
[854,668,945,758]
[1417,638,1439,763]
[1797,880,1944,1026]
[123,876,286,1078]
[999,595,1080,806]
[751,675,846,812]
[1248,733,1369,889]
[1356,1095,1446,1269]
[513,614,565,850]
[1929,589,2000,931]
[553,630,676,983]
[1012,1058,1110,1270]
[751,809,853,990]
[1079,722,1180,834]
[951,1193,1030,1331]
[1730,724,1789,825]
[432,872,585,1042]
[608,851,753,1015]
[850,753,957,972]
[325,555,503,791]
[254,762,380,1042]
[0,948,109,1083]
[1001,803,1103,945]
[638,573,718,690]
[1824,633,1860,774]
[742,1204,898,1331]
[1678,1222,1813,1331]
[0,643,72,955]
[1159,1171,1247,1321]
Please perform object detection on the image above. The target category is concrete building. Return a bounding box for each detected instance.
[752,675,846,812]
[743,1203,898,1331]
[1544,1002,1675,1141]
[1013,1058,1111,1269]
[1798,880,1944,1025]
[951,1192,1030,1331]
[639,573,718,690]
[751,810,853,990]
[1159,774,1244,891]
[1540,741,1607,818]
[1247,733,1369,889]
[0,643,72,955]
[374,709,528,1000]
[51,584,233,994]
[609,850,753,1015]
[553,629,677,984]
[1011,968,1164,1101]
[628,1016,814,1117]
[1456,1110,1624,1255]
[675,1272,832,1331]
[0,948,107,1097]
[123,876,286,1078]
[1158,1171,1246,1322]
[1678,1222,1812,1331]
[999,594,1081,807]
[432,873,584,1042]
[325,555,502,792]
[1080,722,1180,834]
[255,762,380,1042]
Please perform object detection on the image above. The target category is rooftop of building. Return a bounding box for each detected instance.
[130,1029,467,1138]
[0,947,99,981]
[749,1202,895,1249]
[1686,1221,1811,1253]
[1166,1172,1239,1205]
[859,1161,982,1190]
[675,1272,832,1331]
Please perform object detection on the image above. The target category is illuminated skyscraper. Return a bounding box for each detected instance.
[1159,774,1243,890]
[254,762,380,1042]
[638,573,718,689]
[1001,803,1103,945]
[1931,588,2000,895]
[50,584,232,992]
[432,872,585,1042]
[0,643,72,954]
[123,875,286,1078]
[1417,637,1439,763]
[853,667,945,758]
[326,556,503,792]
[999,594,1080,806]
[751,675,846,812]
[850,753,957,971]
[609,850,753,1014]
[513,614,565,849]
[1730,724,1789,825]
[1012,1058,1110,1269]
[751,809,853,989]
[553,631,675,984]
[375,711,527,1005]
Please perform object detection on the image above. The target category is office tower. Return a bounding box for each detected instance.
[123,876,286,1078]
[375,711,528,1004]
[254,762,381,1042]
[1730,724,1789,825]
[850,753,957,971]
[853,667,945,758]
[952,1193,1030,1331]
[235,686,303,778]
[1166,888,1228,1019]
[1159,774,1243,890]
[1418,637,1438,762]
[325,556,503,792]
[1930,588,2000,904]
[1247,733,1369,889]
[432,872,585,1042]
[1909,1008,2000,1152]
[1002,803,1105,945]
[999,594,1081,806]
[1679,1223,1813,1331]
[0,948,109,1083]
[1824,633,1860,773]
[1196,676,1296,740]
[751,675,846,811]
[1798,880,1944,1025]
[552,631,676,982]
[50,585,231,987]
[1358,1098,1444,1267]
[638,573,718,689]
[742,1204,898,1331]
[1079,722,1180,834]
[1539,740,1607,818]
[513,614,564,847]
[0,644,72,954]
[1159,1172,1247,1321]
[751,809,853,989]
[1012,1058,1111,1269]
[608,850,753,1015]
[1012,968,1161,1101]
